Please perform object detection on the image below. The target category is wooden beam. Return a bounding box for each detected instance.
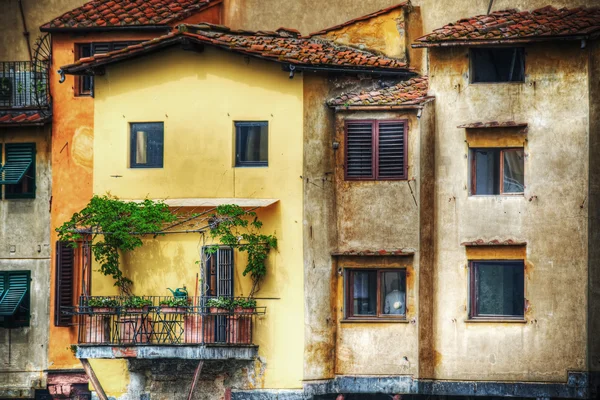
[187,360,204,400]
[80,358,108,400]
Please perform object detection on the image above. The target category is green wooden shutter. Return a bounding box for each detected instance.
[0,271,30,316]
[0,143,35,185]
[55,242,75,326]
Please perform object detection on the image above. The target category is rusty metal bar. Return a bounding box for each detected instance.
[80,358,108,400]
[187,361,204,400]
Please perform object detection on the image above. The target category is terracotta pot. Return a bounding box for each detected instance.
[160,306,186,314]
[209,307,229,314]
[83,314,111,344]
[227,314,252,344]
[122,306,149,313]
[91,307,116,314]
[184,314,203,343]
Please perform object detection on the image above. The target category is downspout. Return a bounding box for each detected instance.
[18,0,32,61]
[487,0,494,15]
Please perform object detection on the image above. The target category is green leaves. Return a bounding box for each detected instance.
[56,194,176,295]
[208,205,277,298]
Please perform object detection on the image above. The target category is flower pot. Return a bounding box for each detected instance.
[122,306,149,314]
[160,307,186,314]
[209,307,229,314]
[91,307,116,314]
[83,314,111,344]
[184,314,203,343]
[226,314,252,344]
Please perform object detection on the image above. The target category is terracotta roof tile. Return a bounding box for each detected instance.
[331,249,416,256]
[327,76,430,107]
[0,111,51,126]
[414,6,600,46]
[59,24,413,74]
[41,0,220,30]
[460,239,527,246]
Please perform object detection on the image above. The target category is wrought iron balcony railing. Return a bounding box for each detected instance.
[0,61,50,108]
[62,296,265,346]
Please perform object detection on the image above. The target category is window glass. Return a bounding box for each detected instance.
[352,270,377,316]
[474,149,500,195]
[382,270,406,315]
[235,122,268,167]
[473,261,524,317]
[130,122,164,168]
[503,149,525,193]
[471,48,525,83]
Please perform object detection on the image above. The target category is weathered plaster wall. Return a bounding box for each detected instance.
[0,0,88,61]
[91,46,305,396]
[430,42,589,381]
[312,8,407,61]
[0,126,51,395]
[588,38,600,396]
[302,74,337,381]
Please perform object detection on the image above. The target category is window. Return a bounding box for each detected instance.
[130,122,164,168]
[204,247,234,298]
[345,269,406,319]
[470,47,525,83]
[469,260,525,319]
[470,148,524,195]
[55,241,75,327]
[235,122,268,167]
[0,143,36,199]
[345,120,407,180]
[0,271,31,328]
[76,42,141,96]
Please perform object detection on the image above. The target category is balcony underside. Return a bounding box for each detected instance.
[75,344,258,360]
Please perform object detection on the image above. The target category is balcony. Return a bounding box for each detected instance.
[0,62,50,108]
[63,296,264,361]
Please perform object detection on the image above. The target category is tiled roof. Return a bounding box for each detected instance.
[414,6,600,47]
[461,239,527,246]
[59,24,413,74]
[331,249,416,256]
[457,121,528,129]
[40,0,220,31]
[309,2,409,36]
[327,76,430,108]
[0,111,51,126]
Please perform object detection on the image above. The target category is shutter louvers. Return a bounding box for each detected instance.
[55,241,75,326]
[91,43,111,54]
[0,272,29,316]
[377,122,406,179]
[346,122,374,179]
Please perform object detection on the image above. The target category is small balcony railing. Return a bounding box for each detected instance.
[63,296,265,346]
[0,61,50,108]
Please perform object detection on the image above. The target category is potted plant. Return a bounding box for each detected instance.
[119,296,153,344]
[206,297,231,314]
[122,296,152,313]
[83,297,119,344]
[232,298,256,314]
[228,298,256,344]
[159,297,189,314]
[87,297,119,313]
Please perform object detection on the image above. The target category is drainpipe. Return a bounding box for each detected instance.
[18,0,32,61]
[487,0,494,15]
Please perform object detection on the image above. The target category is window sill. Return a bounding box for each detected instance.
[341,318,409,324]
[468,194,524,197]
[465,318,526,323]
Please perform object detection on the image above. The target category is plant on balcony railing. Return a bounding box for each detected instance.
[122,296,152,310]
[56,194,177,296]
[87,297,119,309]
[207,204,277,298]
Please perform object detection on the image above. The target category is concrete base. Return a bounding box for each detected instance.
[75,345,258,360]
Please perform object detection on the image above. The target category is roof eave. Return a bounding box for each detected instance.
[284,63,416,77]
[40,24,172,33]
[412,33,598,48]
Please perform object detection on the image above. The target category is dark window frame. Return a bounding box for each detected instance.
[468,260,525,320]
[470,147,524,196]
[234,121,269,167]
[469,47,526,84]
[344,268,407,320]
[344,119,408,181]
[75,42,141,97]
[129,122,164,169]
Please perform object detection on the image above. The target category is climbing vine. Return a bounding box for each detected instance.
[207,204,277,298]
[56,194,177,296]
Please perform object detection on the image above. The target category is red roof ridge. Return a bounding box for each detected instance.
[309,1,410,37]
[41,0,221,31]
[413,5,600,47]
[327,76,430,108]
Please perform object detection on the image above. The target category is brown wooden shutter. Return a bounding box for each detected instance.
[377,122,406,179]
[55,241,74,326]
[346,122,374,179]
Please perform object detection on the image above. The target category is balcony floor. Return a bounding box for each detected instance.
[75,344,258,360]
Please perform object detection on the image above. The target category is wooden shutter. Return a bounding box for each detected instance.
[55,241,74,326]
[346,121,374,179]
[377,122,406,179]
[204,247,234,297]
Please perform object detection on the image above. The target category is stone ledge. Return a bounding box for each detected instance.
[76,345,258,360]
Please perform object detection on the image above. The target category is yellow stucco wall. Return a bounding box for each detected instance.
[92,46,305,395]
